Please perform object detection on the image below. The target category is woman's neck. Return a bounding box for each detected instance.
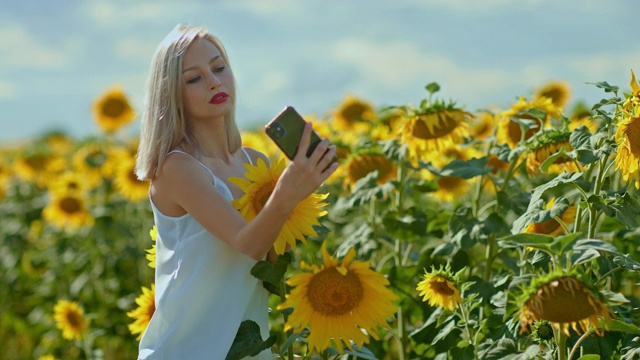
[187,117,234,163]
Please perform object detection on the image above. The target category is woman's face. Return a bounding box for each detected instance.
[181,37,235,122]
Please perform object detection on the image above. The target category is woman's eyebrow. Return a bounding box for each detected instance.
[182,55,222,73]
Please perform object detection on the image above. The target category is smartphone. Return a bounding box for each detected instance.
[265,106,325,160]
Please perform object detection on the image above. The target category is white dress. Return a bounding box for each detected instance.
[138,149,272,360]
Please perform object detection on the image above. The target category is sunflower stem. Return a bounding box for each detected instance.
[556,329,567,360]
[483,234,496,281]
[587,155,607,239]
[280,277,295,360]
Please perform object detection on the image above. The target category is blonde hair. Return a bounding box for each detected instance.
[135,24,242,181]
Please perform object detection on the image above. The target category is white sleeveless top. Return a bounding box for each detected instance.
[138,148,272,360]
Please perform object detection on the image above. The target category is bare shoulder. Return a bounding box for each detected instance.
[242,147,270,166]
[151,152,213,216]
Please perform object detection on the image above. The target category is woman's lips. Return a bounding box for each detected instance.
[210,92,229,104]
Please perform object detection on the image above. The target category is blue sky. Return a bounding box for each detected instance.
[1,0,639,143]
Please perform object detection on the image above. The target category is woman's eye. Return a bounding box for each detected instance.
[213,66,225,73]
[186,76,201,84]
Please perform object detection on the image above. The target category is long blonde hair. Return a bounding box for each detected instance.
[135,24,242,181]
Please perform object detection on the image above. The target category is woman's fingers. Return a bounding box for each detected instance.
[294,122,313,161]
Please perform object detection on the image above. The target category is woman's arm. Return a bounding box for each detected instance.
[154,123,337,261]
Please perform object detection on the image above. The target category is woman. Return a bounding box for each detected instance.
[134,24,337,359]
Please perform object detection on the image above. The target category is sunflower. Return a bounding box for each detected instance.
[146,225,157,269]
[532,320,554,343]
[92,86,136,133]
[470,111,495,140]
[72,142,109,188]
[398,105,472,165]
[53,300,89,341]
[13,151,66,187]
[113,157,150,202]
[331,94,376,132]
[43,190,94,231]
[525,135,578,175]
[614,106,640,189]
[48,171,89,195]
[426,143,483,169]
[496,97,561,149]
[517,272,613,336]
[37,355,56,360]
[523,198,576,236]
[341,151,397,191]
[277,243,398,353]
[127,284,156,341]
[416,263,463,311]
[229,158,329,254]
[534,80,572,108]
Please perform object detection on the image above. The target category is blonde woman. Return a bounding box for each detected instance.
[135,24,337,360]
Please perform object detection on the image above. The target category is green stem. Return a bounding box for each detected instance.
[396,305,408,360]
[483,235,496,281]
[457,302,479,360]
[587,157,607,239]
[568,329,593,360]
[280,277,295,360]
[557,329,567,360]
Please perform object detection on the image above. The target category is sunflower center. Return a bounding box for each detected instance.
[307,267,364,316]
[85,150,106,168]
[623,117,640,156]
[412,111,462,140]
[26,155,48,170]
[347,154,396,184]
[525,277,603,323]
[429,276,455,296]
[102,98,127,118]
[251,181,275,213]
[65,310,83,329]
[60,197,82,214]
[341,103,369,123]
[437,176,465,191]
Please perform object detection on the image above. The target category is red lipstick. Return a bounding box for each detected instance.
[210,92,229,104]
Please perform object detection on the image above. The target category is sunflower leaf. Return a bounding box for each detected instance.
[539,147,575,173]
[613,254,640,271]
[569,126,599,165]
[529,171,583,206]
[479,338,518,359]
[424,157,492,179]
[226,320,277,360]
[510,197,569,234]
[495,143,527,162]
[588,81,619,94]
[498,233,554,251]
[250,252,292,293]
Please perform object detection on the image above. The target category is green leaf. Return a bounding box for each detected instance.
[569,126,599,165]
[278,329,309,356]
[528,172,583,206]
[480,338,517,360]
[511,197,569,234]
[614,254,640,271]
[573,239,620,255]
[250,252,292,293]
[226,320,277,360]
[540,147,575,173]
[424,157,492,179]
[587,81,619,94]
[577,355,600,360]
[598,318,640,335]
[498,233,554,250]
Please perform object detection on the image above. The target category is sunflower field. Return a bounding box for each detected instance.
[2,73,640,360]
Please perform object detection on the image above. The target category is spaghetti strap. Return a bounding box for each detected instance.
[167,150,217,180]
[241,147,253,166]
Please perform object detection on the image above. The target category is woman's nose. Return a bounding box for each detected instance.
[208,75,221,89]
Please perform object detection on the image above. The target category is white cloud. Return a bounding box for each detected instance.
[82,1,199,27]
[0,24,69,69]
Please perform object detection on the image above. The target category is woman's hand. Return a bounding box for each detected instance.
[271,122,338,210]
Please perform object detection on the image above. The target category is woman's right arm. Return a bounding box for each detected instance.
[154,123,337,261]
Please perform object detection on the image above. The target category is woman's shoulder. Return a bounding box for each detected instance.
[241,146,270,166]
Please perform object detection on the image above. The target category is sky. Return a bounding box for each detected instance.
[1,0,639,143]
